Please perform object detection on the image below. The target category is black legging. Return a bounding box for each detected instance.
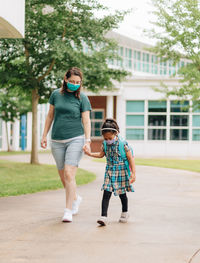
[101,190,128,217]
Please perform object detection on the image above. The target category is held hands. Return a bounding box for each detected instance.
[129,172,136,184]
[83,142,91,156]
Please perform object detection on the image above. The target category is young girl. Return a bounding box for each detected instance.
[84,118,136,226]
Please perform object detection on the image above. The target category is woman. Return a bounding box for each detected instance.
[41,67,92,223]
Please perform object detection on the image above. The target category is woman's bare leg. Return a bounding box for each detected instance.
[64,165,77,209]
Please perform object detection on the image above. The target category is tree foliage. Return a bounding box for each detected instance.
[147,0,200,105]
[0,0,129,163]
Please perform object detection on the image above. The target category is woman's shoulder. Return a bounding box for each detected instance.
[51,88,61,95]
[80,91,88,99]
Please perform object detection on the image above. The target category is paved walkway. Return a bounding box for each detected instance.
[0,153,200,263]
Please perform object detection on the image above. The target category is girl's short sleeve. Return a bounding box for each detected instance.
[80,93,92,112]
[49,91,55,105]
[124,141,130,153]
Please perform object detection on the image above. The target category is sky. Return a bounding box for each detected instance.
[98,0,157,44]
[0,0,25,37]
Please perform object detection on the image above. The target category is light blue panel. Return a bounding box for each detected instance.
[126,101,144,113]
[192,116,200,127]
[192,129,200,141]
[126,115,144,126]
[126,129,144,140]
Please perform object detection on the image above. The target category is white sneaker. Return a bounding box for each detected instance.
[62,208,73,222]
[97,216,108,226]
[119,212,129,223]
[72,195,82,215]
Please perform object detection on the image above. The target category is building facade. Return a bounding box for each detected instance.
[1,31,200,157]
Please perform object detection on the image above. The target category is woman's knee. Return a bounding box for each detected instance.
[64,166,76,183]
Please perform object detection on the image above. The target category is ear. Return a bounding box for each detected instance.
[64,76,68,82]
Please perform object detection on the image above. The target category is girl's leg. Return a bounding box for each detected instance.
[101,190,112,216]
[119,193,128,212]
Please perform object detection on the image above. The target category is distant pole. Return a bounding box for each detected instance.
[21,114,26,151]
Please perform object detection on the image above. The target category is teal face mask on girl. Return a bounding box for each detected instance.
[67,82,80,91]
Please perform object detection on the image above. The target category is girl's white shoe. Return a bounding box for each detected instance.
[62,208,73,222]
[119,212,129,223]
[97,216,108,226]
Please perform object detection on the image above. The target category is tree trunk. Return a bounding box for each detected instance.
[5,122,11,152]
[30,88,39,164]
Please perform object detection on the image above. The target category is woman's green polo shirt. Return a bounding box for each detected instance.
[49,89,92,140]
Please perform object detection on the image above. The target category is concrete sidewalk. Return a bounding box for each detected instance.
[0,154,200,263]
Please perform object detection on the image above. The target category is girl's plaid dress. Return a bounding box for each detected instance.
[102,138,134,196]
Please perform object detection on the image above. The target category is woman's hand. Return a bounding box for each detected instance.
[41,136,47,149]
[83,142,91,155]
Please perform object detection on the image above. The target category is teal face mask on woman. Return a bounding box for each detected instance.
[67,82,80,91]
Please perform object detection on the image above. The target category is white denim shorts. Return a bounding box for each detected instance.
[51,137,85,170]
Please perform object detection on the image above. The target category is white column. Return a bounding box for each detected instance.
[12,119,20,151]
[26,112,32,151]
[2,121,7,150]
[116,94,126,138]
[106,96,113,118]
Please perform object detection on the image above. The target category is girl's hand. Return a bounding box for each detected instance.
[129,173,136,184]
[41,137,47,149]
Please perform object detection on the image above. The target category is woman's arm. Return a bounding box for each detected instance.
[41,104,55,148]
[82,111,91,151]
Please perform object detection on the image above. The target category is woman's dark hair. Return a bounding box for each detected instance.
[101,118,120,135]
[60,67,83,99]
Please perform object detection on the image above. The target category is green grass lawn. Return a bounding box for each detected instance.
[0,160,96,197]
[93,157,200,173]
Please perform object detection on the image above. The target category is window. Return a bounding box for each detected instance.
[125,48,132,69]
[170,115,188,126]
[126,128,144,140]
[169,60,176,76]
[148,101,166,112]
[170,101,189,112]
[192,115,200,127]
[170,129,188,140]
[148,101,167,140]
[160,60,167,75]
[192,103,200,141]
[142,53,150,73]
[117,46,124,67]
[126,101,144,112]
[170,101,189,141]
[126,115,144,126]
[151,55,158,75]
[126,101,144,140]
[192,129,200,141]
[148,115,166,126]
[90,110,104,138]
[148,129,166,140]
[134,50,141,71]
